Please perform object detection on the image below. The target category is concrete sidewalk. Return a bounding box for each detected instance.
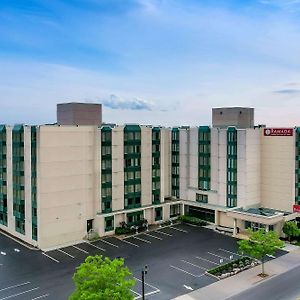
[173,249,300,300]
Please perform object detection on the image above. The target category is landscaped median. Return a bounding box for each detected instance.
[206,256,259,280]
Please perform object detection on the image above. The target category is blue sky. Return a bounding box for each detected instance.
[1,0,300,126]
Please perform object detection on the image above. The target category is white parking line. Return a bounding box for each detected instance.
[42,252,59,263]
[132,277,160,299]
[87,242,106,252]
[0,282,30,293]
[99,239,119,248]
[169,226,188,233]
[195,256,219,265]
[218,248,242,257]
[130,289,141,297]
[134,289,160,300]
[155,230,172,237]
[120,239,139,248]
[170,265,204,278]
[143,232,162,240]
[266,254,276,258]
[31,294,49,300]
[58,249,75,259]
[132,236,151,244]
[72,245,88,254]
[0,287,39,300]
[134,277,160,291]
[181,260,207,271]
[207,252,228,260]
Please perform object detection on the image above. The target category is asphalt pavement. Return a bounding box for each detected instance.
[0,224,287,300]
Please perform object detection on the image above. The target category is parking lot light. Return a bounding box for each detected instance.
[142,265,148,300]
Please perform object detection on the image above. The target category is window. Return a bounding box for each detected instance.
[155,207,163,221]
[152,181,160,190]
[152,157,160,165]
[152,144,160,152]
[101,146,111,155]
[105,216,114,232]
[102,201,112,212]
[170,204,180,218]
[101,173,112,183]
[196,193,208,203]
[152,193,160,203]
[102,187,112,197]
[152,168,160,177]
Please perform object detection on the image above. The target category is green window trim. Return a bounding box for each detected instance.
[171,128,180,198]
[198,126,211,191]
[226,127,238,208]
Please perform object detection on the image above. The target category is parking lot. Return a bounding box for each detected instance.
[0,224,287,300]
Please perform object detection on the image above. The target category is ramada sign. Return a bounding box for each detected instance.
[264,128,293,136]
[293,205,300,213]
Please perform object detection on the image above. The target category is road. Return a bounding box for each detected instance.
[229,264,300,300]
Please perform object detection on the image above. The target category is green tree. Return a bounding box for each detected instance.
[238,228,284,275]
[69,255,135,300]
[282,221,300,242]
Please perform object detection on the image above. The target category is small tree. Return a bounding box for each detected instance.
[69,255,135,300]
[238,228,284,276]
[282,221,300,242]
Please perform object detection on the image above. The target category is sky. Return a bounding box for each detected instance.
[1,0,300,126]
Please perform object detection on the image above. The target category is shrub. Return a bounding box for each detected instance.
[207,256,254,278]
[178,215,207,226]
[115,227,135,235]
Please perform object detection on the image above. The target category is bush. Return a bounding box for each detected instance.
[115,227,135,235]
[178,215,207,226]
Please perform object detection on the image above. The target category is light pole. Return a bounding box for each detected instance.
[142,265,148,300]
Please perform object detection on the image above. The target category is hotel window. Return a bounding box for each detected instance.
[196,193,208,203]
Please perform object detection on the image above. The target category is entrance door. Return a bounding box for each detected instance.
[87,219,94,232]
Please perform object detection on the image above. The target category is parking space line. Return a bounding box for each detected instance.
[181,260,207,271]
[72,245,88,254]
[132,277,160,299]
[58,249,75,259]
[99,239,119,248]
[120,239,140,248]
[134,290,160,299]
[0,287,39,300]
[143,232,162,240]
[132,236,151,244]
[31,294,49,300]
[42,252,59,263]
[133,277,160,291]
[169,226,188,233]
[170,265,204,278]
[207,252,228,260]
[218,248,242,257]
[87,242,106,252]
[155,230,172,237]
[0,282,30,293]
[131,289,142,298]
[195,256,219,265]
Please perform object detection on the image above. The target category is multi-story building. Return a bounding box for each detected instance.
[0,104,298,250]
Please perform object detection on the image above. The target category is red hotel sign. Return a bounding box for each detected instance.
[264,128,293,136]
[293,205,300,213]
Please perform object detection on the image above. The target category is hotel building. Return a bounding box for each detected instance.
[0,104,298,250]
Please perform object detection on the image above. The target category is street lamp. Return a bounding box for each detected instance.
[142,265,148,300]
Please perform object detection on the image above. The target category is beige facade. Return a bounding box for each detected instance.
[0,107,299,250]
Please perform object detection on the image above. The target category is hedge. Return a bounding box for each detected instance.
[115,227,135,235]
[178,215,208,226]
